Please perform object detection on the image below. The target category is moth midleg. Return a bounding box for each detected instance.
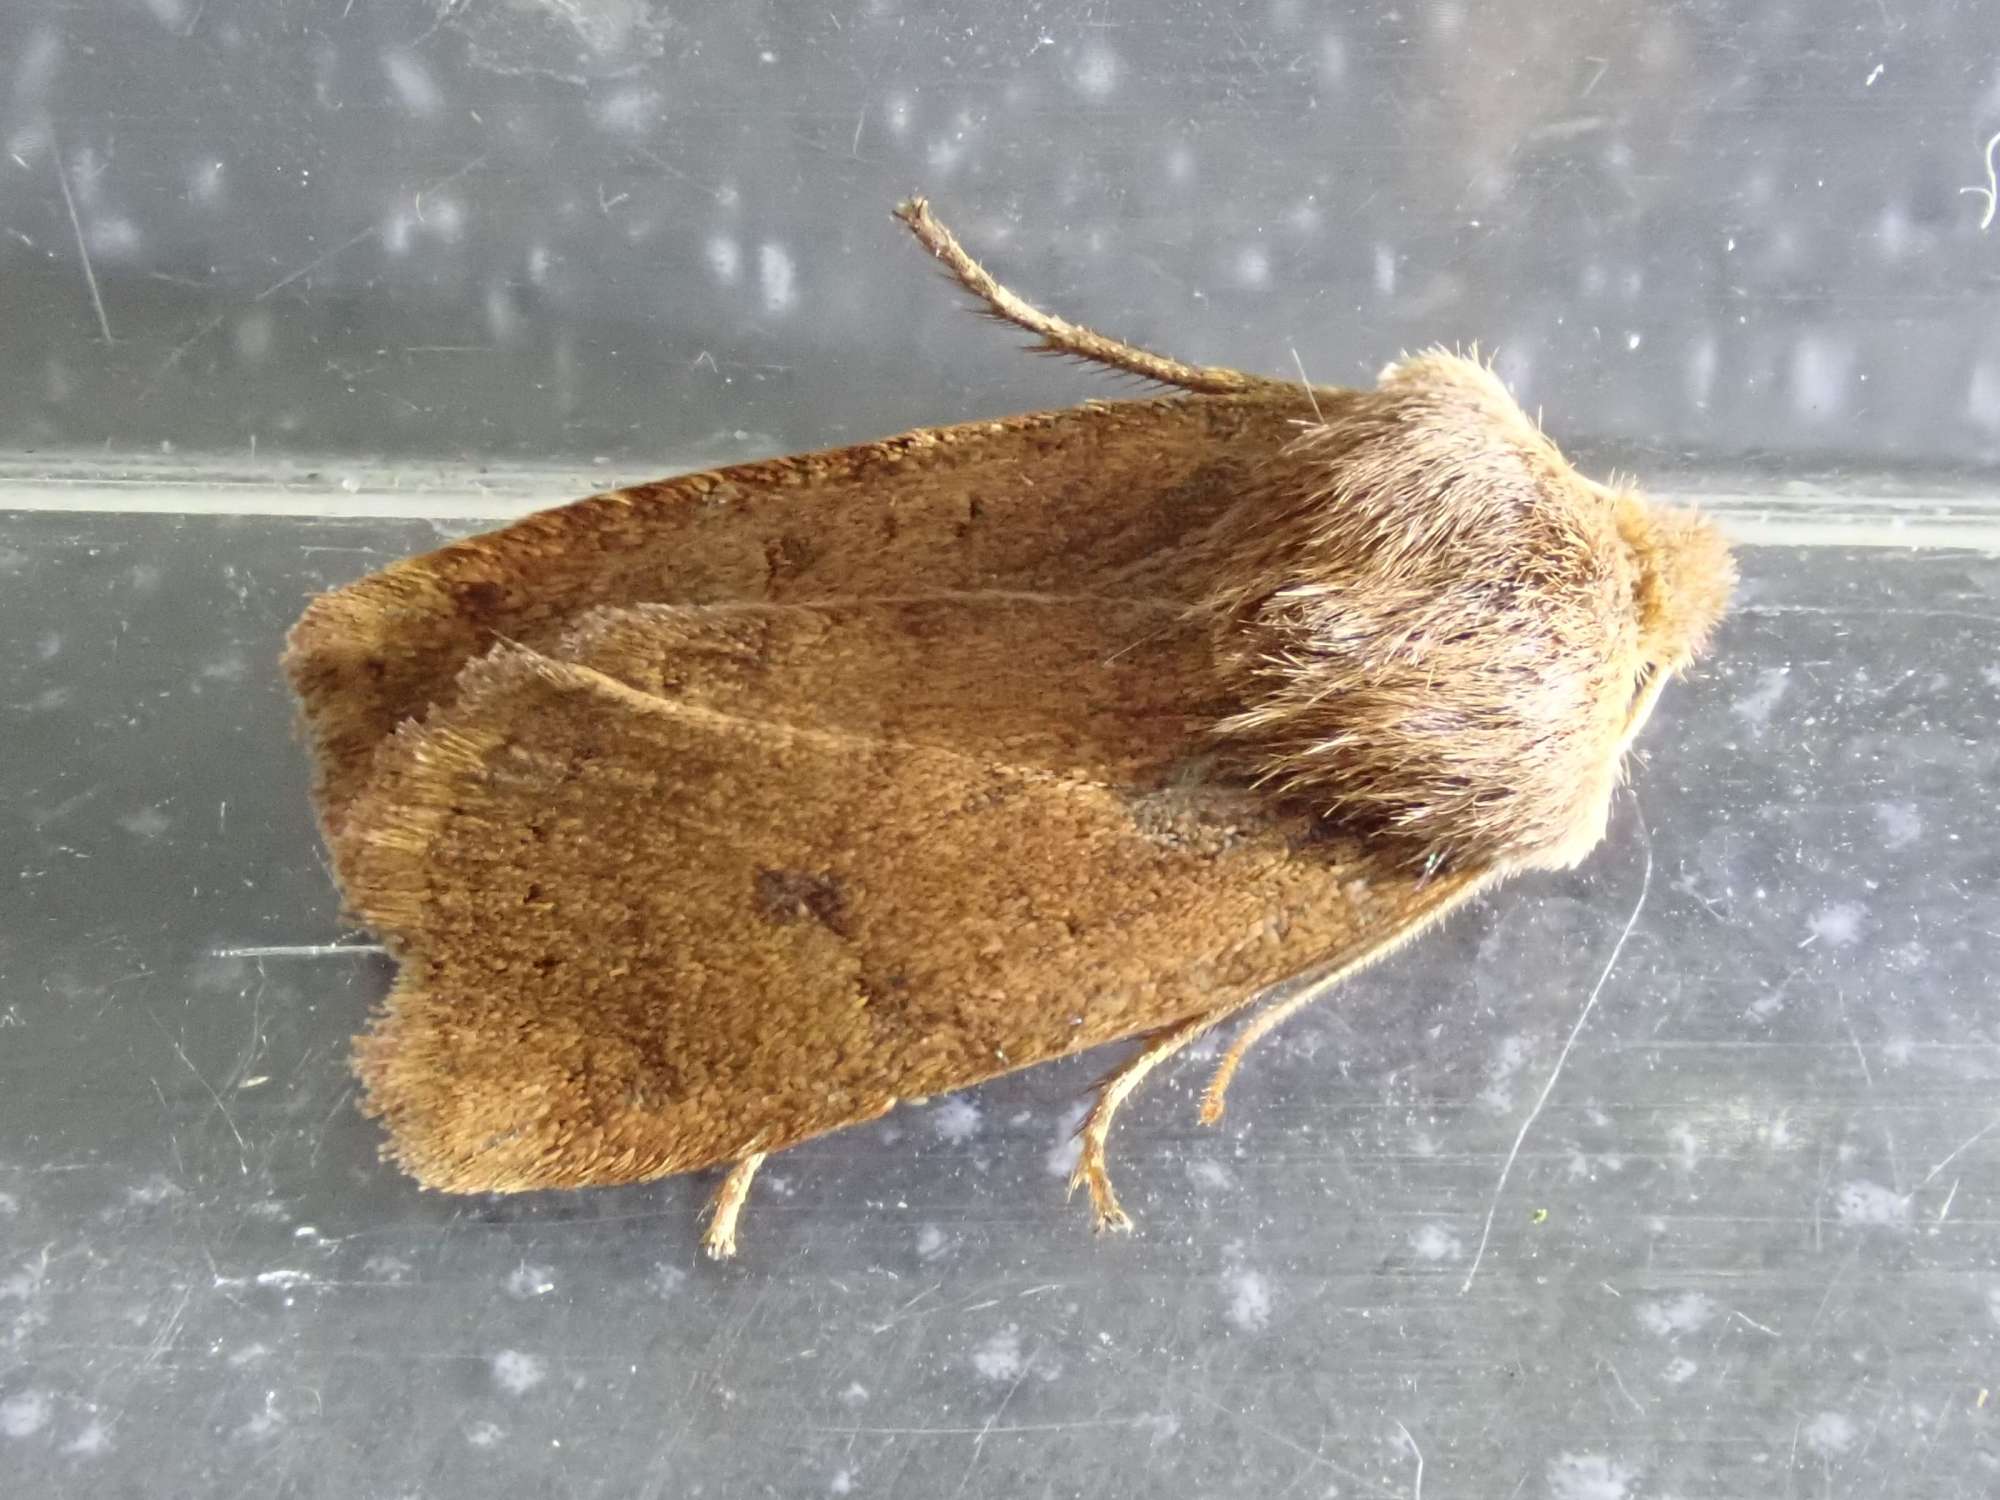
[1200,868,1505,1123]
[1068,1008,1236,1232]
[894,197,1280,397]
[699,1150,768,1261]
[1198,984,1334,1126]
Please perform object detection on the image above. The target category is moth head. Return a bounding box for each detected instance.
[1601,485,1736,678]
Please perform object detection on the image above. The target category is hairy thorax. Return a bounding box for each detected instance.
[1198,351,1736,874]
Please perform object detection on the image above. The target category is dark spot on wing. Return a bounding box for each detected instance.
[753,868,852,938]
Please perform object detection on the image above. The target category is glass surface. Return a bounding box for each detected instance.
[5,3,1999,1496]
[4,0,1999,489]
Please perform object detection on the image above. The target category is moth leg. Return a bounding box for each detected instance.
[700,1150,768,1261]
[1195,869,1503,1123]
[1199,986,1332,1126]
[895,197,1280,398]
[1069,1011,1226,1233]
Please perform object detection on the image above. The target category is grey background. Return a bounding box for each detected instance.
[5,1,2000,1497]
[7,522,2000,1498]
[3,0,2000,483]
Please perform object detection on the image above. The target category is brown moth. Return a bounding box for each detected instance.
[284,198,1734,1258]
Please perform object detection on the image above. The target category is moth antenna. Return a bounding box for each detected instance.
[895,196,1284,397]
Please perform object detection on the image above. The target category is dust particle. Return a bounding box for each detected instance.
[1548,1452,1636,1500]
[1410,1225,1463,1262]
[972,1328,1023,1381]
[505,1263,556,1299]
[1834,1180,1909,1226]
[1225,1270,1272,1332]
[1637,1292,1715,1337]
[930,1097,981,1144]
[491,1350,546,1395]
[1,1391,51,1439]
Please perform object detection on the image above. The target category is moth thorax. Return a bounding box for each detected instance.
[1197,388,1651,874]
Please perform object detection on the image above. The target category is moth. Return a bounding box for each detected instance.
[285,198,1734,1257]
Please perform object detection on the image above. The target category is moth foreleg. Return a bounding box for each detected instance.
[700,1150,769,1261]
[1067,1010,1228,1233]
